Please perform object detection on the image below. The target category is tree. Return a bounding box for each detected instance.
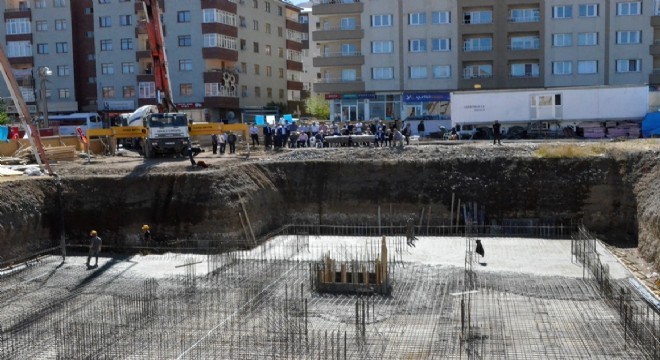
[0,99,8,125]
[305,95,330,120]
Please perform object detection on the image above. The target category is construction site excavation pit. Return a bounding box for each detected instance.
[1,143,660,359]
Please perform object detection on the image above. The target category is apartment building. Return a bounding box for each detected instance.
[0,0,302,123]
[310,0,655,122]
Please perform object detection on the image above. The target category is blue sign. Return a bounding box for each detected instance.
[255,115,265,125]
[283,114,293,124]
[403,92,450,103]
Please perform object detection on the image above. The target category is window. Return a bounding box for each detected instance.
[178,35,192,47]
[101,63,114,75]
[57,65,70,76]
[432,38,451,51]
[430,65,450,78]
[552,33,572,47]
[279,89,285,99]
[409,12,426,25]
[253,42,259,53]
[267,88,272,98]
[120,38,133,50]
[98,0,111,3]
[409,39,427,52]
[510,36,539,50]
[266,23,271,34]
[241,62,247,73]
[253,20,259,31]
[55,19,67,30]
[254,86,261,97]
[578,4,598,17]
[278,27,283,37]
[139,82,155,98]
[341,43,357,56]
[6,19,31,35]
[56,42,69,53]
[37,44,49,54]
[278,6,282,16]
[99,16,111,27]
[123,86,135,98]
[342,69,357,81]
[36,21,48,32]
[278,47,284,57]
[617,2,641,16]
[253,0,258,8]
[616,59,641,72]
[464,37,492,52]
[341,17,356,30]
[371,14,393,27]
[122,62,135,74]
[372,67,394,80]
[177,11,191,23]
[577,32,598,46]
[464,10,492,24]
[432,11,450,24]
[552,5,572,19]
[35,0,46,8]
[265,45,271,55]
[100,39,112,51]
[59,89,70,99]
[552,61,573,75]
[254,64,260,75]
[577,60,598,74]
[203,9,237,26]
[463,64,493,78]
[240,39,246,50]
[88,77,96,84]
[279,68,284,78]
[179,60,192,71]
[239,16,246,27]
[7,41,32,57]
[203,34,238,50]
[86,31,94,38]
[54,0,66,8]
[120,15,133,26]
[617,31,641,44]
[85,8,93,14]
[511,63,539,77]
[510,8,540,22]
[371,41,393,54]
[180,84,193,96]
[102,86,115,98]
[409,66,428,79]
[266,66,272,77]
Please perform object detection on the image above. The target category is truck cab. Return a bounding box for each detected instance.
[142,112,190,157]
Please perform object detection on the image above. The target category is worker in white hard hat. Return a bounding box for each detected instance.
[87,230,102,268]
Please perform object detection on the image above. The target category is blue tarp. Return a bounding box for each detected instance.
[642,113,660,138]
[0,126,8,142]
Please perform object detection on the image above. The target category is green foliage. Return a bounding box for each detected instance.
[0,100,8,125]
[305,96,330,120]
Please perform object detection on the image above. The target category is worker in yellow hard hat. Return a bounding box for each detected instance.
[87,230,102,268]
[142,225,152,253]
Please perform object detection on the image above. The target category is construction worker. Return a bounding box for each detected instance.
[406,217,417,247]
[475,239,485,259]
[87,230,102,267]
[142,225,151,247]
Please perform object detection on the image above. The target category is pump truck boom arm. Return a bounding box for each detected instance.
[0,46,53,175]
[140,0,176,113]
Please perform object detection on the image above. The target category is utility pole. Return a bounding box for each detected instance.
[39,67,52,128]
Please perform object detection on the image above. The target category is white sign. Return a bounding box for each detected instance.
[6,104,38,114]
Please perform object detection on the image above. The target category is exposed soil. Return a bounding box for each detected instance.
[1,140,659,287]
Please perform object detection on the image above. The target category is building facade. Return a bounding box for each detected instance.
[310,0,657,122]
[0,0,302,123]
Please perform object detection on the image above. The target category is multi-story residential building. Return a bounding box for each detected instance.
[310,0,655,122]
[0,0,302,124]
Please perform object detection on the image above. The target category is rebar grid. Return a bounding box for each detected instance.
[0,232,656,359]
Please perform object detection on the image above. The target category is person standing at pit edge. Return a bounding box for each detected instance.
[87,230,102,268]
[249,124,260,146]
[492,120,502,145]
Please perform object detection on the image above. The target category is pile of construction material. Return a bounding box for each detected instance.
[12,144,77,163]
[581,121,641,139]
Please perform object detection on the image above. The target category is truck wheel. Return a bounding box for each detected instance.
[144,142,153,158]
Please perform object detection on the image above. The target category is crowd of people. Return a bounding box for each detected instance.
[252,120,418,150]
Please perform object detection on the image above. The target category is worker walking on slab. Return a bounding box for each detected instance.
[475,239,485,260]
[406,217,417,247]
[87,230,102,268]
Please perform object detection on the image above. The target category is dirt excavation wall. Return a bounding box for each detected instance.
[0,155,658,269]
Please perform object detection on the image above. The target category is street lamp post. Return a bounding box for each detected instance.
[39,67,52,128]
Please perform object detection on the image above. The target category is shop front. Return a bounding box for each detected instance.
[326,93,402,122]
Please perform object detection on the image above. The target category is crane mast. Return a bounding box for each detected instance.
[0,46,53,175]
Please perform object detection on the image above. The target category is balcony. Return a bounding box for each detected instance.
[286,19,306,33]
[287,80,304,91]
[651,40,660,55]
[201,0,237,13]
[313,52,364,67]
[649,69,660,84]
[136,50,152,61]
[204,70,239,85]
[312,26,364,41]
[313,78,364,93]
[312,0,363,16]
[651,15,660,27]
[4,7,31,20]
[202,47,238,62]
